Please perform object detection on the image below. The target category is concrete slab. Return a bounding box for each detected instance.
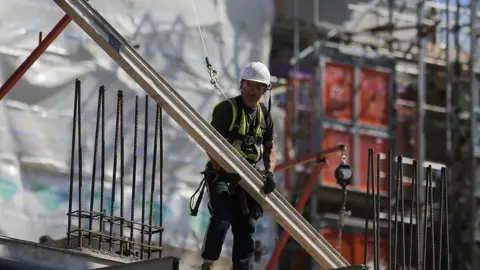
[99,257,179,270]
[0,235,129,270]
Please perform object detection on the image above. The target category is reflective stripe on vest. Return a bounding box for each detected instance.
[212,98,264,162]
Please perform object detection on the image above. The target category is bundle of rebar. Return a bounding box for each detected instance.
[66,79,164,260]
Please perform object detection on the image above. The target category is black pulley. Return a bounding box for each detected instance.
[335,162,353,188]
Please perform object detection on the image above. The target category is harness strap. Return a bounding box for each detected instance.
[189,169,213,216]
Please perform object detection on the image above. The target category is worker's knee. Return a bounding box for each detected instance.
[208,190,230,217]
[232,217,256,237]
[210,213,231,231]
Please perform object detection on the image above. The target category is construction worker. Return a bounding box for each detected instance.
[201,62,277,270]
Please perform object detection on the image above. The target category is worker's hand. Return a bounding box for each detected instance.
[262,171,276,194]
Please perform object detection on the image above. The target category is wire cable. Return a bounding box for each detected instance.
[189,0,228,100]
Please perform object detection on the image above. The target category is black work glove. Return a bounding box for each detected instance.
[262,171,276,194]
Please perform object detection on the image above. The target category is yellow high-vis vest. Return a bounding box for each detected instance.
[212,97,265,163]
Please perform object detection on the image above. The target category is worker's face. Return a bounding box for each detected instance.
[241,80,268,108]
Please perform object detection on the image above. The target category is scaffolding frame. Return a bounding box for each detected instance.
[276,0,479,269]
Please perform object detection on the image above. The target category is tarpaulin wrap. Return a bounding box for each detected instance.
[0,0,283,265]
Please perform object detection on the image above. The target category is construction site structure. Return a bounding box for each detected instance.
[270,0,480,269]
[51,0,354,269]
[0,0,464,269]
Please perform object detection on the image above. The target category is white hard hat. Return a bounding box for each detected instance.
[240,62,271,86]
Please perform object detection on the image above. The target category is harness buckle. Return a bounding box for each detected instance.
[245,135,256,146]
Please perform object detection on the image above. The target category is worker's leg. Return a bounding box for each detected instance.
[231,193,261,270]
[200,175,232,262]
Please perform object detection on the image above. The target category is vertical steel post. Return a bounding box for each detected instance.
[470,0,479,268]
[416,1,427,268]
[387,1,394,267]
[445,0,452,161]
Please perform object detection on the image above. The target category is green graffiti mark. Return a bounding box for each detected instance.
[31,181,68,211]
[92,192,120,216]
[0,178,18,202]
[188,197,210,234]
[192,210,210,234]
[143,201,163,224]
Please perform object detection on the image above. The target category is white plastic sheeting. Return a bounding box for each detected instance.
[0,0,284,265]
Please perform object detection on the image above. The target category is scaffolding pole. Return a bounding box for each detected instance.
[387,1,394,268]
[470,0,479,269]
[0,15,72,101]
[446,0,452,160]
[416,1,426,268]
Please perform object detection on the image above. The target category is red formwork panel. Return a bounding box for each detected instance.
[358,67,390,127]
[357,134,390,193]
[320,228,355,263]
[355,236,389,268]
[323,62,354,122]
[318,228,389,269]
[320,128,353,187]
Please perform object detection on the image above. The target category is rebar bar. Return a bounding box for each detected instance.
[443,167,450,270]
[370,150,377,268]
[364,149,372,264]
[375,153,381,270]
[422,166,429,270]
[119,90,125,255]
[428,166,435,270]
[109,91,122,251]
[159,106,163,250]
[439,167,445,270]
[99,86,106,250]
[388,151,392,269]
[399,156,406,268]
[414,160,421,269]
[88,86,102,247]
[140,96,149,259]
[67,79,80,249]
[148,104,160,259]
[130,96,139,250]
[408,159,418,269]
[393,155,401,270]
[77,80,84,249]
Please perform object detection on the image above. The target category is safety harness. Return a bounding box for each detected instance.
[221,97,265,164]
[188,0,271,216]
[189,97,266,216]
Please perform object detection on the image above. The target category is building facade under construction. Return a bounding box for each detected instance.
[0,0,475,269]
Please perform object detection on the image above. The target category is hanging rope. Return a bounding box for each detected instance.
[190,0,228,100]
